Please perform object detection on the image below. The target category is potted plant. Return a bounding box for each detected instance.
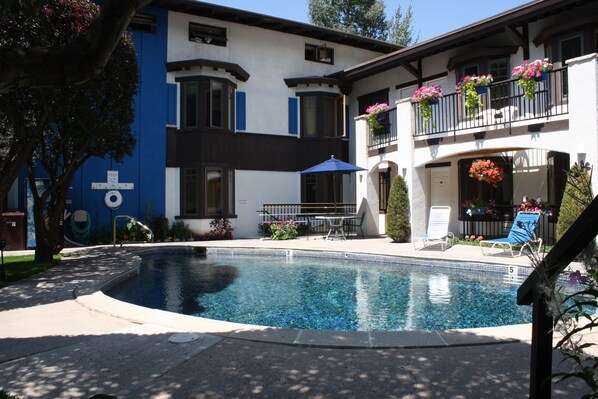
[468,159,504,188]
[463,198,497,217]
[365,102,390,130]
[511,59,553,100]
[411,85,443,128]
[456,74,493,114]
[519,196,553,216]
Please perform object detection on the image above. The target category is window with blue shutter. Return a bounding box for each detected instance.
[288,97,298,135]
[236,91,246,131]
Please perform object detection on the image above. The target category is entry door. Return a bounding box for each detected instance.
[430,167,450,207]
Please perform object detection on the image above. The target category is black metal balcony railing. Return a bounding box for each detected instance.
[367,107,397,149]
[413,67,569,138]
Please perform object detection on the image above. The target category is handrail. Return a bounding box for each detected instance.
[113,215,154,247]
[412,67,569,138]
[517,195,598,398]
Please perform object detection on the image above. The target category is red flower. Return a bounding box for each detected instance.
[468,159,503,188]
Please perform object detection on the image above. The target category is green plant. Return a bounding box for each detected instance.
[365,102,390,130]
[412,85,443,128]
[0,389,20,399]
[270,221,299,240]
[512,59,553,100]
[151,216,170,242]
[386,175,411,242]
[171,220,192,241]
[557,161,593,241]
[124,218,151,242]
[204,218,233,240]
[456,74,493,114]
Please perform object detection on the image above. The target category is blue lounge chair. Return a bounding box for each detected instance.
[480,211,542,257]
[413,206,453,251]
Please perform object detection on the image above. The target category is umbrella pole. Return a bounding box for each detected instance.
[333,173,337,213]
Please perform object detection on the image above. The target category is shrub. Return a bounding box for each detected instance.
[270,221,299,240]
[171,220,192,241]
[386,175,411,242]
[556,161,593,241]
[151,216,170,242]
[205,218,233,240]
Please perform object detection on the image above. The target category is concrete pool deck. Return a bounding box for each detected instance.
[0,238,594,398]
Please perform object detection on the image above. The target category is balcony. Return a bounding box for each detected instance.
[367,107,397,150]
[412,67,569,138]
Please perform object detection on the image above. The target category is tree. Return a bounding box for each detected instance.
[0,0,148,244]
[557,161,594,241]
[308,0,388,41]
[389,2,419,46]
[0,0,138,263]
[386,175,411,242]
[0,0,152,93]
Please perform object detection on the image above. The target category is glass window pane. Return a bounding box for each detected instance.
[185,82,198,128]
[560,35,582,62]
[206,168,222,215]
[184,169,197,215]
[322,96,336,137]
[228,169,234,215]
[211,80,223,128]
[301,96,317,138]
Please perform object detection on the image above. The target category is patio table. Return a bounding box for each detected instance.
[315,215,357,240]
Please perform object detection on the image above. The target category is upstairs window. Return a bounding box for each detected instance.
[305,44,334,64]
[178,77,235,131]
[189,22,227,46]
[299,93,343,138]
[128,13,156,33]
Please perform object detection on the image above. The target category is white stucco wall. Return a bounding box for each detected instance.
[234,170,300,238]
[167,12,385,136]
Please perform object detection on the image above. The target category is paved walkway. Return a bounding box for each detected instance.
[0,238,593,398]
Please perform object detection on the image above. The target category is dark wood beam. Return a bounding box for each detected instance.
[400,61,420,80]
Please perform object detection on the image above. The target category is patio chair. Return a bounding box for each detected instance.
[413,206,453,251]
[344,212,365,239]
[480,211,542,257]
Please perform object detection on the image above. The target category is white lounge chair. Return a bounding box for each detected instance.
[413,206,453,251]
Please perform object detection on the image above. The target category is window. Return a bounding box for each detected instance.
[489,59,510,110]
[379,169,391,212]
[458,157,513,220]
[189,22,227,46]
[180,166,235,218]
[206,168,222,216]
[299,93,343,138]
[182,168,199,215]
[358,89,389,115]
[128,13,156,33]
[559,34,583,63]
[178,77,236,130]
[305,44,334,64]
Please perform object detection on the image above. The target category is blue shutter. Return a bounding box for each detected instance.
[167,83,177,126]
[288,97,298,135]
[236,91,246,131]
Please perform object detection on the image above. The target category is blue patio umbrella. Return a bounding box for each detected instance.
[299,155,366,210]
[299,155,367,174]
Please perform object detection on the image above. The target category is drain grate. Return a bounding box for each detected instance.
[168,333,202,344]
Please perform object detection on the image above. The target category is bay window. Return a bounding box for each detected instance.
[178,76,236,131]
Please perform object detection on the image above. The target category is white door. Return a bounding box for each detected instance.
[430,167,450,207]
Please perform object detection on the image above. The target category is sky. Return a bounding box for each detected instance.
[205,0,533,42]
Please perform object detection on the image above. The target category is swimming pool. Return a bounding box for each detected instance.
[106,249,532,331]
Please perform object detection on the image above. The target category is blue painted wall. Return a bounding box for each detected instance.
[67,7,169,234]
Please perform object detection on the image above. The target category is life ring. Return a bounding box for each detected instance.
[104,190,123,209]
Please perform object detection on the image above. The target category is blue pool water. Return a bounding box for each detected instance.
[106,252,532,331]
